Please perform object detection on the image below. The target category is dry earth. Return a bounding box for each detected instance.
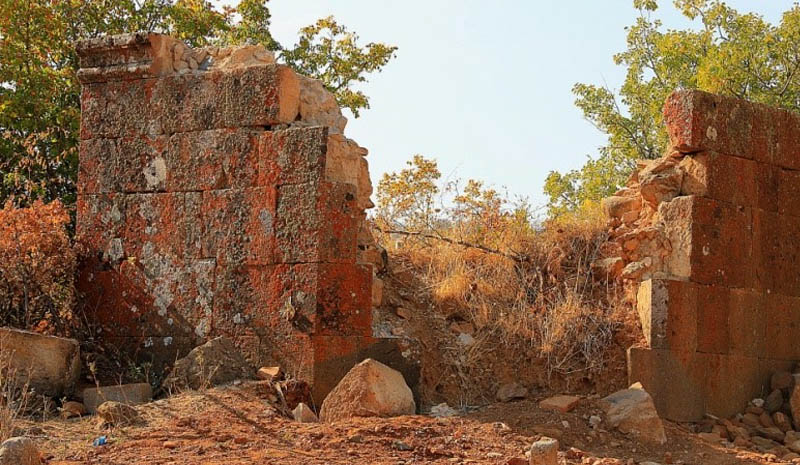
[13,381,782,465]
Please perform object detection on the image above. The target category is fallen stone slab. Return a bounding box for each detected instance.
[539,395,581,413]
[0,327,80,397]
[319,358,415,422]
[0,437,40,465]
[163,337,253,391]
[83,383,153,413]
[600,382,667,444]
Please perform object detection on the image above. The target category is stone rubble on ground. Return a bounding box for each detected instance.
[319,358,415,423]
[429,402,460,418]
[600,382,667,444]
[0,437,39,465]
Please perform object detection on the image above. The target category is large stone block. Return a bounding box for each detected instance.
[75,193,126,262]
[212,263,372,338]
[703,352,761,419]
[728,289,766,358]
[636,279,697,353]
[276,181,358,264]
[83,383,153,413]
[678,151,757,208]
[80,64,299,139]
[258,127,328,187]
[764,293,800,361]
[695,284,729,355]
[627,347,705,422]
[200,187,277,266]
[122,192,191,260]
[78,139,118,194]
[659,195,753,288]
[0,328,80,398]
[752,209,800,296]
[777,168,800,218]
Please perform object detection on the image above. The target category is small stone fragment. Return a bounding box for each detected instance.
[257,366,283,382]
[529,437,558,465]
[539,395,580,413]
[292,403,318,423]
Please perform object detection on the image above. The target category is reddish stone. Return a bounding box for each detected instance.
[728,289,766,358]
[755,162,779,213]
[80,65,299,139]
[258,127,327,187]
[777,168,800,217]
[660,196,753,288]
[679,151,757,208]
[78,139,117,194]
[771,108,800,170]
[276,181,358,264]
[695,284,729,355]
[752,210,800,296]
[200,187,277,266]
[75,193,126,260]
[703,353,761,419]
[627,347,705,422]
[115,135,169,193]
[764,293,800,361]
[166,129,261,192]
[636,279,697,353]
[122,192,188,260]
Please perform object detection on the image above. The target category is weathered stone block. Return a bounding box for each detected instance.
[636,279,697,352]
[200,188,277,266]
[80,64,299,139]
[276,181,358,264]
[752,209,800,296]
[703,353,761,419]
[627,347,705,422]
[0,328,80,398]
[777,168,800,217]
[78,139,117,194]
[728,289,766,357]
[122,192,189,260]
[83,383,153,413]
[258,127,327,187]
[764,293,800,361]
[660,195,753,288]
[696,284,730,355]
[166,129,261,192]
[76,33,180,83]
[75,193,126,262]
[679,151,757,208]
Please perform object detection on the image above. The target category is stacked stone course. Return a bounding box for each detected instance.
[600,89,800,421]
[74,33,395,401]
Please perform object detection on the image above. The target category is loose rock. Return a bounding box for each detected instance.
[163,337,253,391]
[600,383,667,444]
[292,403,318,423]
[496,382,528,402]
[529,437,559,465]
[539,395,580,413]
[319,358,416,423]
[0,437,39,465]
[97,401,140,427]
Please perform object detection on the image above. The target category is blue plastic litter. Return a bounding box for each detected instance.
[93,436,107,447]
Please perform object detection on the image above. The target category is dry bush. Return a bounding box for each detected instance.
[0,200,77,333]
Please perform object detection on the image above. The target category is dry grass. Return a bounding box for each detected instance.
[0,335,32,442]
[377,211,637,397]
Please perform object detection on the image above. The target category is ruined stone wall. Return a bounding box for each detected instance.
[74,33,395,400]
[600,90,800,421]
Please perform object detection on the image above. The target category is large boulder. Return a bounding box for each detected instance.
[319,358,415,423]
[0,327,80,397]
[163,337,253,391]
[0,437,39,465]
[600,382,667,444]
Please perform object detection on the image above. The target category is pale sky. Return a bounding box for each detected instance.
[220,1,790,210]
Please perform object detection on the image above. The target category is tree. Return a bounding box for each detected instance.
[0,0,396,207]
[544,0,800,217]
[376,154,442,232]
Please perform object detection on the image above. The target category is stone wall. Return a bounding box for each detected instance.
[74,33,398,401]
[600,90,800,421]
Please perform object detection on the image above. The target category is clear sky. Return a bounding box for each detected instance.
[222,1,790,210]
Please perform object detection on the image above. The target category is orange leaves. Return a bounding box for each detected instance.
[0,200,76,333]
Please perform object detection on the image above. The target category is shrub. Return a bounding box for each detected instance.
[0,200,76,333]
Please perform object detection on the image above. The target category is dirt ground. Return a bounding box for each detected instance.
[15,381,782,465]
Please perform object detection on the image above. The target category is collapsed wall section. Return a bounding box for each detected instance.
[600,90,800,421]
[74,33,398,401]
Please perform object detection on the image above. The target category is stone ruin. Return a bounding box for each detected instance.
[74,33,408,401]
[600,89,800,421]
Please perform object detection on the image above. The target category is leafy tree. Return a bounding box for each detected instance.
[281,16,398,117]
[0,0,395,207]
[545,0,800,217]
[376,154,442,231]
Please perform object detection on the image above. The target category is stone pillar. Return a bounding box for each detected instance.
[602,90,800,420]
[74,33,408,401]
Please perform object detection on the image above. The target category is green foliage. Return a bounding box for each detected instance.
[281,16,398,117]
[0,0,395,207]
[376,154,442,231]
[545,0,800,217]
